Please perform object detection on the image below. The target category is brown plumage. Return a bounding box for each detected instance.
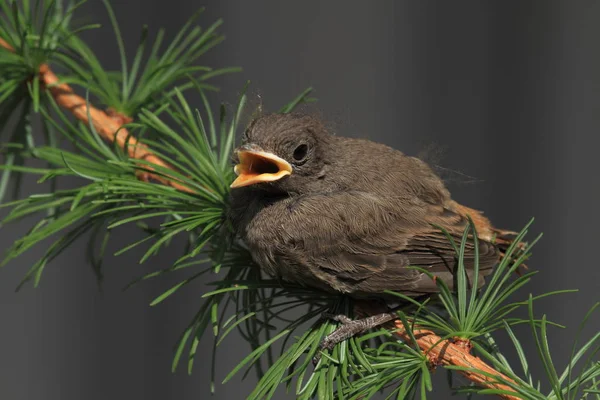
[228,113,515,297]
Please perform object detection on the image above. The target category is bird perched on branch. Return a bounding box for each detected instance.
[227,113,517,348]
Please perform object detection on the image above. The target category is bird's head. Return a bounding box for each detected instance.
[230,113,330,195]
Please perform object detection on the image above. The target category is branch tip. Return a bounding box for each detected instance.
[0,38,196,194]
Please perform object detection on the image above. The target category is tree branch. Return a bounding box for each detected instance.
[352,300,520,399]
[0,37,195,194]
[393,320,520,400]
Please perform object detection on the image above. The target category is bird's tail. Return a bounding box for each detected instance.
[450,202,528,272]
[491,228,529,274]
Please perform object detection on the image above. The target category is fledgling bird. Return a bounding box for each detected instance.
[227,113,516,349]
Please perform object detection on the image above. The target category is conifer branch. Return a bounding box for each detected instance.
[393,320,519,400]
[351,299,520,398]
[0,37,195,194]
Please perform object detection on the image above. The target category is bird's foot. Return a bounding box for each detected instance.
[313,312,397,365]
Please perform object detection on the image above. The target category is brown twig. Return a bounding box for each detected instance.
[353,301,521,400]
[0,37,195,194]
[393,320,521,400]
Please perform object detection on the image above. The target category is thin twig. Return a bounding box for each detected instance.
[353,301,520,400]
[0,37,195,194]
[393,320,520,400]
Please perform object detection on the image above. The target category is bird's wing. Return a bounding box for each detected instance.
[280,191,499,295]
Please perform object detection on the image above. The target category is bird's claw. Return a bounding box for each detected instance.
[321,312,353,324]
[313,312,397,366]
[313,313,357,365]
[314,318,364,366]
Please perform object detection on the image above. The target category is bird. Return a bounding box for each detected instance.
[227,112,517,349]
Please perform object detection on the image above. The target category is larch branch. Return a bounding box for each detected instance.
[393,320,521,400]
[0,37,195,194]
[354,301,521,399]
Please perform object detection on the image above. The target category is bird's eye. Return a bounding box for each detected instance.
[293,144,309,162]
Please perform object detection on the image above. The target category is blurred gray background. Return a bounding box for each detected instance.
[1,0,599,399]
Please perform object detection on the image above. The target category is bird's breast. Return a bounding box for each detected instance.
[238,196,333,290]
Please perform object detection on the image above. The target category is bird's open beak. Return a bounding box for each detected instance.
[230,150,292,188]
